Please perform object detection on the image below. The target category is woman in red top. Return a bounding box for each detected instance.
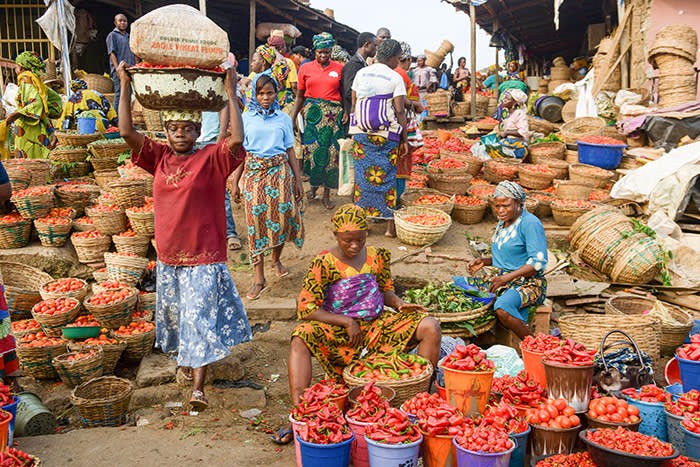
[291,32,346,210]
[117,62,252,412]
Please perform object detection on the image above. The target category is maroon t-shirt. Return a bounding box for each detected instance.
[133,138,245,266]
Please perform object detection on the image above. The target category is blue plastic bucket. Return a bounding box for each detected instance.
[625,396,668,441]
[77,117,96,135]
[365,435,422,467]
[453,437,515,467]
[682,426,700,461]
[678,356,700,392]
[509,425,530,467]
[666,383,684,401]
[666,409,687,456]
[297,433,354,467]
[2,396,18,447]
[576,140,627,170]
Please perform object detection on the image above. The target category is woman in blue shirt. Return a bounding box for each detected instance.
[467,181,547,339]
[233,73,305,300]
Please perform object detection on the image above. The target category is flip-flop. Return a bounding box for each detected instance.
[227,236,242,251]
[189,390,209,412]
[274,263,289,278]
[322,199,336,210]
[176,367,193,386]
[271,426,294,445]
[246,283,269,300]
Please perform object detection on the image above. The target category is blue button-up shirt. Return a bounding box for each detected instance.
[106,28,136,75]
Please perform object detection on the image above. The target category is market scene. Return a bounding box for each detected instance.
[0,0,699,465]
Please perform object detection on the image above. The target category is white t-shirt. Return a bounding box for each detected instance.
[352,63,406,100]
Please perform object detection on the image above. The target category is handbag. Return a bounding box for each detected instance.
[337,138,355,197]
[593,330,655,395]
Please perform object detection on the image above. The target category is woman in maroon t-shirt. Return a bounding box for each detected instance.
[116,61,252,412]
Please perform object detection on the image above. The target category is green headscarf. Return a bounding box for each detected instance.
[312,32,335,50]
[16,51,46,75]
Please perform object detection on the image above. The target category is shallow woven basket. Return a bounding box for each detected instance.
[11,319,41,340]
[125,209,155,237]
[452,201,488,225]
[0,262,53,321]
[658,304,694,356]
[85,207,127,236]
[400,189,455,215]
[395,206,452,246]
[555,180,593,200]
[343,361,433,407]
[530,192,556,218]
[483,160,520,184]
[569,164,615,189]
[447,153,484,177]
[559,313,661,360]
[112,235,150,257]
[31,297,81,337]
[34,217,72,247]
[605,295,656,316]
[54,132,101,147]
[39,278,88,301]
[427,160,472,176]
[441,318,497,338]
[12,190,54,220]
[529,142,566,162]
[93,170,120,188]
[51,161,92,180]
[6,166,32,192]
[68,342,126,376]
[55,184,101,211]
[106,179,146,210]
[560,117,605,145]
[541,159,569,180]
[518,165,556,190]
[72,218,96,232]
[475,121,497,131]
[0,218,32,249]
[84,288,138,329]
[71,376,134,427]
[426,302,493,323]
[89,155,120,172]
[88,141,130,159]
[5,159,51,186]
[112,328,156,361]
[52,348,104,387]
[17,340,67,379]
[104,253,149,286]
[70,233,112,266]
[427,173,472,195]
[49,147,88,163]
[551,200,594,227]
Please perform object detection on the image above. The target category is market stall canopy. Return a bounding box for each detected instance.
[447,0,614,60]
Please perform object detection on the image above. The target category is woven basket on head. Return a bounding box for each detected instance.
[0,217,32,249]
[343,362,433,407]
[71,376,134,427]
[400,189,455,215]
[395,206,452,246]
[53,348,104,388]
[560,117,605,145]
[0,262,53,321]
[88,140,130,159]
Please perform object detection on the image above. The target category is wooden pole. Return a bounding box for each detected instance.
[495,48,500,90]
[470,2,477,121]
[199,0,207,16]
[249,0,256,62]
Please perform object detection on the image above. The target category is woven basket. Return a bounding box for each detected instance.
[452,200,488,225]
[426,302,493,324]
[605,295,656,316]
[89,155,120,172]
[474,95,489,116]
[560,117,605,145]
[452,101,470,117]
[609,236,664,284]
[72,218,96,232]
[529,142,566,162]
[84,288,138,329]
[11,319,41,340]
[71,233,112,266]
[83,74,113,93]
[55,184,101,211]
[425,91,450,117]
[143,110,163,132]
[0,262,53,321]
[39,278,88,302]
[6,166,32,192]
[427,160,472,176]
[85,207,127,236]
[525,198,540,214]
[112,328,156,361]
[112,234,150,257]
[31,297,81,337]
[483,160,520,184]
[568,207,628,250]
[104,253,149,286]
[518,165,556,190]
[71,376,134,427]
[106,179,146,209]
[555,180,592,200]
[529,192,556,218]
[52,348,104,387]
[93,170,120,188]
[342,362,433,406]
[92,268,109,282]
[400,189,455,214]
[442,319,496,338]
[137,292,156,315]
[49,147,88,163]
[17,340,67,379]
[446,153,483,177]
[68,341,126,376]
[12,189,54,220]
[4,159,51,186]
[657,303,694,356]
[125,208,155,237]
[34,217,73,247]
[559,314,660,360]
[569,164,614,189]
[467,184,496,201]
[565,149,579,165]
[395,206,452,246]
[550,67,571,81]
[51,161,92,180]
[0,217,32,249]
[551,200,594,227]
[427,173,472,195]
[88,141,130,159]
[54,132,101,147]
[541,159,569,180]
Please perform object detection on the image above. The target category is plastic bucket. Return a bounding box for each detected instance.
[421,430,457,467]
[15,392,56,437]
[682,426,700,461]
[2,396,19,447]
[677,355,700,392]
[509,426,530,467]
[0,410,11,451]
[576,141,626,170]
[365,434,422,467]
[399,403,418,424]
[542,361,593,413]
[520,345,546,388]
[289,413,307,467]
[346,415,372,467]
[297,433,354,467]
[666,409,686,456]
[666,383,684,401]
[436,382,446,401]
[529,424,579,458]
[625,396,668,441]
[443,367,495,417]
[77,117,97,135]
[453,437,515,467]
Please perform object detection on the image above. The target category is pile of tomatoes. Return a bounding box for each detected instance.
[468,185,496,198]
[72,231,103,239]
[42,278,85,294]
[579,135,626,145]
[403,214,448,226]
[48,207,75,218]
[522,164,555,175]
[587,396,641,424]
[87,289,134,306]
[32,298,78,316]
[19,331,65,348]
[74,216,93,225]
[66,315,100,327]
[128,204,153,213]
[552,199,595,209]
[430,158,466,170]
[0,213,25,224]
[113,321,155,336]
[116,229,139,238]
[586,427,674,457]
[442,344,495,372]
[78,334,119,346]
[97,280,131,291]
[571,164,611,177]
[588,189,610,201]
[415,194,451,206]
[11,319,41,334]
[13,186,52,197]
[487,161,519,178]
[442,138,473,153]
[525,398,580,429]
[63,349,99,362]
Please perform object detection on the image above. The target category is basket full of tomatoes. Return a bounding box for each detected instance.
[394,206,452,247]
[400,189,455,215]
[83,288,138,329]
[16,331,67,379]
[0,213,32,249]
[68,334,126,375]
[52,347,104,387]
[33,216,73,247]
[586,396,642,431]
[11,186,54,220]
[111,321,156,361]
[30,297,81,337]
[40,277,89,302]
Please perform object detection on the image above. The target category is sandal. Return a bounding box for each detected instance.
[176,367,193,386]
[274,262,289,278]
[227,236,242,251]
[189,390,209,412]
[322,199,336,210]
[271,426,294,445]
[246,282,269,300]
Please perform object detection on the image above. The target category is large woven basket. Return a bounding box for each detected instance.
[88,154,121,172]
[104,253,149,286]
[6,166,32,192]
[467,184,496,201]
[518,165,556,190]
[112,328,156,361]
[569,164,615,189]
[31,297,81,337]
[34,217,72,247]
[11,189,54,220]
[342,362,433,407]
[426,302,493,324]
[54,132,101,147]
[71,376,134,427]
[4,159,51,186]
[39,278,88,301]
[11,319,41,340]
[52,348,104,387]
[528,142,566,163]
[605,295,656,316]
[447,153,483,177]
[84,288,138,329]
[85,206,127,236]
[483,160,520,184]
[541,159,569,180]
[51,161,92,180]
[68,341,126,376]
[70,233,112,266]
[17,340,67,379]
[82,74,113,93]
[452,101,470,117]
[657,303,694,356]
[137,292,156,315]
[0,262,53,321]
[400,189,455,214]
[49,147,88,163]
[112,234,150,257]
[608,235,663,284]
[427,159,472,176]
[93,170,120,188]
[395,206,452,246]
[427,173,472,195]
[554,180,592,200]
[529,192,556,218]
[125,208,155,237]
[106,179,146,210]
[55,184,101,211]
[551,200,594,227]
[88,140,130,159]
[425,91,450,116]
[558,314,661,360]
[560,117,605,145]
[0,217,32,249]
[568,207,629,250]
[452,200,488,225]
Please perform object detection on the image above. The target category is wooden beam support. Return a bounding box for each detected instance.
[470,2,477,121]
[249,0,256,62]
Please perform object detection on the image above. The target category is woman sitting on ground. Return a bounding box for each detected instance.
[60,79,117,132]
[486,88,529,160]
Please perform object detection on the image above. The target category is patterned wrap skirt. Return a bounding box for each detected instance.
[156,261,253,368]
[302,98,344,189]
[485,137,529,159]
[352,134,399,219]
[0,286,17,379]
[477,266,546,322]
[292,309,426,380]
[242,153,304,263]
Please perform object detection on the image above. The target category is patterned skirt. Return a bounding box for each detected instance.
[0,286,17,379]
[242,153,304,263]
[302,98,344,189]
[291,309,426,380]
[156,261,253,368]
[485,137,528,159]
[352,134,399,219]
[477,266,546,322]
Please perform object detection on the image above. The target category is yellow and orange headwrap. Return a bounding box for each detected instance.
[331,204,369,233]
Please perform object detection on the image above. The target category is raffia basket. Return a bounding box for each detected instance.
[85,206,127,236]
[50,147,88,163]
[106,179,146,209]
[12,189,54,220]
[569,164,615,189]
[92,268,109,283]
[68,341,126,376]
[427,302,493,324]
[609,235,664,284]
[82,74,113,93]
[39,278,88,301]
[525,198,540,214]
[6,166,32,192]
[560,117,605,145]
[113,234,150,257]
[0,217,32,249]
[542,159,569,180]
[483,160,520,184]
[104,253,149,286]
[425,91,450,117]
[54,132,101,147]
[551,200,595,226]
[17,339,67,379]
[112,328,156,361]
[400,189,455,214]
[125,208,154,237]
[427,173,472,195]
[84,287,138,329]
[71,376,134,427]
[518,165,556,190]
[529,142,566,162]
[395,206,452,246]
[70,233,111,266]
[31,297,81,337]
[4,159,51,186]
[0,262,53,321]
[656,303,694,356]
[565,149,579,165]
[554,180,592,200]
[452,199,488,225]
[93,170,120,188]
[474,95,489,116]
[34,217,72,247]
[605,295,656,316]
[343,362,433,407]
[88,140,130,159]
[55,184,101,212]
[452,101,470,117]
[52,348,104,387]
[568,206,628,250]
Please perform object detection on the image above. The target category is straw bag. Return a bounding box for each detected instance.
[71,376,134,427]
[593,330,655,395]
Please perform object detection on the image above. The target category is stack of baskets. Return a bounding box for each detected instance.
[55,181,101,215]
[592,37,621,92]
[52,348,104,387]
[51,132,101,180]
[6,166,32,192]
[425,90,450,117]
[649,24,698,107]
[4,159,51,186]
[394,206,452,246]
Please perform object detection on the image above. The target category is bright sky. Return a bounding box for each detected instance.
[310,0,503,71]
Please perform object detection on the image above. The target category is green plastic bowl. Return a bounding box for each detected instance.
[61,326,101,339]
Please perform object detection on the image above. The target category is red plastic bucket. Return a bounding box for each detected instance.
[289,413,308,467]
[520,344,547,388]
[346,414,372,467]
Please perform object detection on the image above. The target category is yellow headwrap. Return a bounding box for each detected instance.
[331,204,369,233]
[161,110,202,125]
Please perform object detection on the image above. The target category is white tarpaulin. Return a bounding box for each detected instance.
[36,0,75,50]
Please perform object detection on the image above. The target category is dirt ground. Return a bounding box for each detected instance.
[14,193,536,466]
